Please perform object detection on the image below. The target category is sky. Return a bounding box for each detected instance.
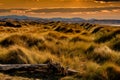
[0,0,120,19]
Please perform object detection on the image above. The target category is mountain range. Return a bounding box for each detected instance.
[0,15,120,26]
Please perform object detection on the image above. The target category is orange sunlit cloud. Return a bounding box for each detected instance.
[0,0,120,19]
[0,0,120,8]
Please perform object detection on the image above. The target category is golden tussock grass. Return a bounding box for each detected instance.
[0,21,120,79]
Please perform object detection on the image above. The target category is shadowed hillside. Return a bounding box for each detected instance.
[0,19,120,80]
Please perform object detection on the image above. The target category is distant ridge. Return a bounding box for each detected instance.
[47,17,85,22]
[0,15,120,25]
[0,15,41,20]
[0,15,85,22]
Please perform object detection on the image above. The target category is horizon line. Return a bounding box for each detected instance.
[0,15,120,20]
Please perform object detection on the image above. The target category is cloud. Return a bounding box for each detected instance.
[95,0,120,2]
[0,0,119,9]
[112,9,119,12]
[94,1,106,3]
[0,3,3,5]
[0,9,27,13]
[27,7,120,13]
[0,9,10,13]
[10,10,26,14]
[101,10,110,13]
[0,7,119,15]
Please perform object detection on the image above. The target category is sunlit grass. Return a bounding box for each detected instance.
[0,22,120,79]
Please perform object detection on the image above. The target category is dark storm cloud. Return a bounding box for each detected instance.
[0,9,11,13]
[0,7,119,13]
[27,7,120,13]
[0,8,28,13]
[95,0,120,2]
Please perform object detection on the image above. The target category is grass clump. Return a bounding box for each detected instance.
[86,45,120,64]
[97,63,120,80]
[0,34,44,48]
[108,38,120,51]
[0,47,31,64]
[0,46,59,64]
[90,26,103,33]
[95,29,120,43]
[81,62,101,80]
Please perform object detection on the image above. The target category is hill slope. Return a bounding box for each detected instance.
[0,19,120,80]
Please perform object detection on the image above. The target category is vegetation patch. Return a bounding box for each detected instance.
[0,21,120,79]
